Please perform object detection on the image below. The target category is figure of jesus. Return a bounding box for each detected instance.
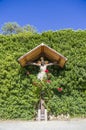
[27,57,57,81]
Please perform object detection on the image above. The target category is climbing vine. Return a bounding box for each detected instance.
[0,30,86,119]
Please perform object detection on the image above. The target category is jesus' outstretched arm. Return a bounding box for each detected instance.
[46,61,57,66]
[26,62,40,66]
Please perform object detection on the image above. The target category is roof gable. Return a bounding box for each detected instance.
[18,43,67,68]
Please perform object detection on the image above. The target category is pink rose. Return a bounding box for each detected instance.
[57,87,63,92]
[46,80,51,83]
[45,69,49,73]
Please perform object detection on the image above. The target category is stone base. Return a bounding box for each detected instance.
[37,109,47,121]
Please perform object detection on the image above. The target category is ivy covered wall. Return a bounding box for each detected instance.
[0,30,86,120]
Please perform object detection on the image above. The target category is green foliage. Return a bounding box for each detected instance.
[23,24,37,33]
[1,22,37,35]
[1,22,23,35]
[0,29,86,120]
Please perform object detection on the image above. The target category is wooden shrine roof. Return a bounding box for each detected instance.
[18,43,67,68]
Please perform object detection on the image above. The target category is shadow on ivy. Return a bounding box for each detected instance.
[25,65,39,75]
[52,88,63,98]
[18,61,66,77]
[48,65,66,77]
[18,65,39,78]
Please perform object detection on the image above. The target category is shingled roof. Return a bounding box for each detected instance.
[18,43,67,68]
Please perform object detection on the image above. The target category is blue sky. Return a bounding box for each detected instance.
[0,0,86,32]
